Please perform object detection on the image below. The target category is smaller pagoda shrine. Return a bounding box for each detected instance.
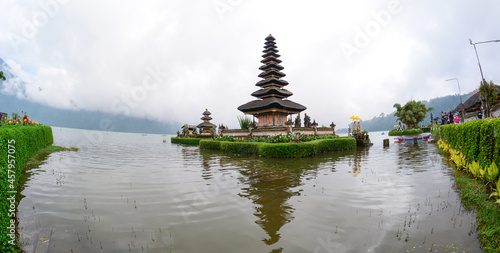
[197,109,216,134]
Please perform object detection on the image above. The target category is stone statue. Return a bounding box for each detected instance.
[304,113,311,128]
[294,114,301,127]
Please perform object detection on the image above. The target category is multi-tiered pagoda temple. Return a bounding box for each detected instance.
[238,34,306,128]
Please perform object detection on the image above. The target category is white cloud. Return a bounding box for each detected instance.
[1,0,499,129]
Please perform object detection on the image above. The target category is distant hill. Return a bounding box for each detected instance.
[0,93,180,134]
[342,92,474,132]
[1,58,180,134]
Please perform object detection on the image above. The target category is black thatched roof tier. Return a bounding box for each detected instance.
[454,85,500,113]
[264,40,276,45]
[197,122,216,128]
[265,34,275,41]
[262,51,281,58]
[251,87,293,98]
[201,115,212,121]
[261,57,282,64]
[202,109,211,116]
[256,77,289,87]
[238,97,306,114]
[259,62,284,70]
[263,47,278,53]
[258,69,286,78]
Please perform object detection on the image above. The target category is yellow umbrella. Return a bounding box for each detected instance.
[350,116,357,120]
[354,116,362,121]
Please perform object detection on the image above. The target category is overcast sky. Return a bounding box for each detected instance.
[1,0,499,129]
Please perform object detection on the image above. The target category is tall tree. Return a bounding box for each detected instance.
[479,80,498,118]
[393,100,434,129]
[0,71,6,81]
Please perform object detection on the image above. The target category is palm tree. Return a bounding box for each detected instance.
[479,80,498,118]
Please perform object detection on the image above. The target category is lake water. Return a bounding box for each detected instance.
[17,128,482,252]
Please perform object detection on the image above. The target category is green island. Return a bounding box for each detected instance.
[0,116,77,252]
[172,135,356,158]
[388,128,424,136]
[199,136,355,158]
[172,35,368,155]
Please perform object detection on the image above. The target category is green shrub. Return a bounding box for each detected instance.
[170,137,202,145]
[237,116,252,130]
[199,139,222,150]
[388,129,423,136]
[216,134,339,143]
[220,142,260,155]
[259,142,317,158]
[440,118,500,191]
[479,120,494,167]
[200,137,356,158]
[440,119,490,164]
[0,125,53,252]
[494,120,500,166]
[315,137,357,153]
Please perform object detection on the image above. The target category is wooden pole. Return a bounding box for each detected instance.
[383,139,389,147]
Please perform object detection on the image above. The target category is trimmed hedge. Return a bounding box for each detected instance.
[440,118,500,166]
[170,137,202,145]
[0,125,53,252]
[434,120,500,252]
[220,142,260,155]
[199,137,356,158]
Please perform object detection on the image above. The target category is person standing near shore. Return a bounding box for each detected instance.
[477,110,483,119]
[441,111,446,125]
[448,112,453,124]
[454,113,460,124]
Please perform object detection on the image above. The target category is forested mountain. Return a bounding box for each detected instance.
[0,93,180,134]
[1,58,180,134]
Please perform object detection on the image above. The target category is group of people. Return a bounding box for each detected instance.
[439,109,485,125]
[441,111,460,125]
